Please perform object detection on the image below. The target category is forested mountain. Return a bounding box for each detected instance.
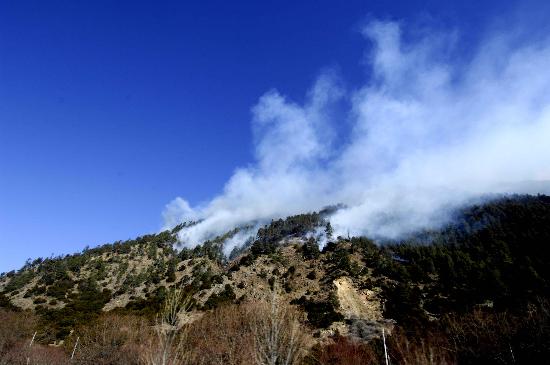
[1,195,549,364]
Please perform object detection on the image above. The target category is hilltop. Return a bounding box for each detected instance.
[1,194,550,364]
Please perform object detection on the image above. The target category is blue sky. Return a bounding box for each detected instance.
[1,0,548,272]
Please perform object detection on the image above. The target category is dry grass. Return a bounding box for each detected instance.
[311,336,379,365]
[139,286,193,365]
[182,290,310,365]
[0,308,68,365]
[67,313,150,365]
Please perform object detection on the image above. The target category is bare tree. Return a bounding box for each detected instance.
[184,303,256,365]
[68,313,148,364]
[141,287,192,365]
[252,290,309,365]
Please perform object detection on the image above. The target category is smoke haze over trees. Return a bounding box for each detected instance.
[163,19,550,252]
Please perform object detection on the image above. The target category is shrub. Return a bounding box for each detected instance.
[185,295,310,365]
[0,309,36,355]
[46,278,74,299]
[33,297,47,305]
[184,303,256,364]
[0,293,15,310]
[4,270,35,292]
[292,297,344,329]
[68,313,149,365]
[203,284,236,310]
[309,336,378,365]
[301,239,321,260]
[0,309,68,364]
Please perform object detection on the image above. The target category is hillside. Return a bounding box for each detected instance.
[1,195,550,364]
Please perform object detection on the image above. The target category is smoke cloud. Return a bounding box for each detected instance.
[164,20,550,249]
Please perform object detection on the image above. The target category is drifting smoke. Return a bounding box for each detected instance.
[163,20,550,250]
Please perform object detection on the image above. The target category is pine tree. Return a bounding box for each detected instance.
[325,222,334,241]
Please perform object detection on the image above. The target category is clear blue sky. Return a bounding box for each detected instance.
[0,0,545,272]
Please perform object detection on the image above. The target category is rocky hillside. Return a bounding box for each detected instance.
[1,194,550,363]
[0,213,391,342]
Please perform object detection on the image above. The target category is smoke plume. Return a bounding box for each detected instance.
[163,20,550,249]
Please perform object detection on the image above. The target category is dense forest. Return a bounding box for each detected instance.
[0,195,549,364]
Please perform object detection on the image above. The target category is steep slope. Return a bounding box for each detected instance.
[1,194,550,360]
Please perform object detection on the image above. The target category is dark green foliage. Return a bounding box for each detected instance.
[250,240,278,256]
[170,220,199,234]
[229,254,254,271]
[4,270,35,292]
[178,226,251,263]
[251,212,324,256]
[46,278,75,299]
[376,195,550,331]
[228,235,255,260]
[38,259,71,286]
[119,271,147,294]
[83,230,176,258]
[145,257,168,285]
[71,279,112,314]
[350,237,378,261]
[189,266,220,291]
[283,281,292,293]
[292,296,344,328]
[0,293,16,310]
[65,254,88,273]
[6,229,179,306]
[301,238,321,260]
[24,284,46,297]
[190,240,224,262]
[166,259,177,282]
[33,297,47,304]
[146,244,157,260]
[239,254,254,266]
[325,244,360,278]
[38,278,112,338]
[177,235,234,263]
[268,276,275,290]
[3,192,549,356]
[322,241,338,253]
[91,259,108,281]
[211,275,224,285]
[5,270,15,277]
[125,287,168,317]
[382,282,427,328]
[203,284,236,309]
[177,248,193,261]
[119,286,196,318]
[116,261,129,281]
[325,222,333,240]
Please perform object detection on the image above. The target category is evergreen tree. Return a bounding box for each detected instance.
[325,222,334,240]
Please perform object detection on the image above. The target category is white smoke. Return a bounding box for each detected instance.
[164,19,550,249]
[221,227,258,257]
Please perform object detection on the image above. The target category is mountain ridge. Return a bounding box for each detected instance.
[1,194,550,363]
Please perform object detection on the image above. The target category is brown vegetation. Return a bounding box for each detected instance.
[67,314,149,365]
[2,299,550,364]
[1,197,550,363]
[140,287,192,365]
[0,308,68,365]
[155,289,310,365]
